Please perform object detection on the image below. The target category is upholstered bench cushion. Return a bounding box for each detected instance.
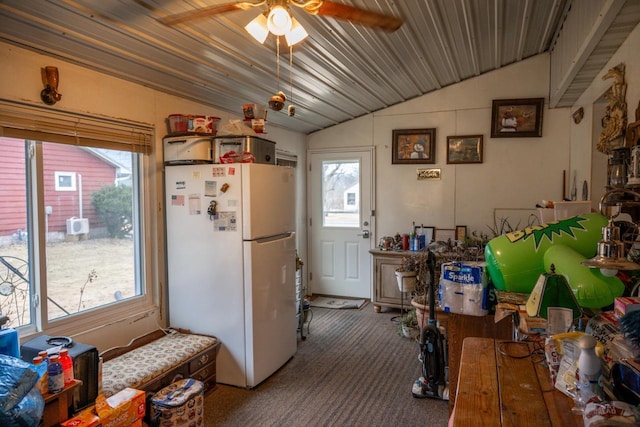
[101,332,218,397]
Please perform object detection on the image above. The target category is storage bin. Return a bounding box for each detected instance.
[213,135,276,164]
[150,378,204,427]
[164,135,213,165]
[553,201,591,220]
[168,114,189,133]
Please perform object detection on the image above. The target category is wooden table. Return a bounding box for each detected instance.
[450,337,583,426]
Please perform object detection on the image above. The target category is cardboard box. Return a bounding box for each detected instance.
[60,408,101,427]
[95,388,145,427]
[614,296,640,319]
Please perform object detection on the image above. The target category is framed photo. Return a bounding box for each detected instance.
[435,228,455,243]
[414,225,435,244]
[455,225,467,241]
[392,128,436,164]
[491,98,544,138]
[446,135,483,164]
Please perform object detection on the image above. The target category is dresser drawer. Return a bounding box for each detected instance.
[192,361,214,380]
[188,346,218,374]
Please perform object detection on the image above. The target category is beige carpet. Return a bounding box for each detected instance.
[308,296,367,309]
[203,305,451,426]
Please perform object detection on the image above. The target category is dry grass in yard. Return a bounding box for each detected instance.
[0,238,135,325]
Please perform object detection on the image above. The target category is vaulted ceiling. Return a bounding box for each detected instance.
[0,1,637,134]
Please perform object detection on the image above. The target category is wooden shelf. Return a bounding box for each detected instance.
[42,379,82,427]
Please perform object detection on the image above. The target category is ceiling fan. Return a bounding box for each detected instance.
[158,0,403,33]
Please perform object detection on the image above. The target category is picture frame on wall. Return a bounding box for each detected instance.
[446,135,483,164]
[490,98,544,138]
[435,228,455,243]
[455,225,467,241]
[392,128,436,164]
[414,225,435,244]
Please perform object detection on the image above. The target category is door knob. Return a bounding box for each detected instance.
[357,230,370,239]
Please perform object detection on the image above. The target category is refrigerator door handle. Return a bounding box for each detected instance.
[252,232,293,244]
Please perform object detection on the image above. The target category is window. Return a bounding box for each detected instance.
[54,171,77,191]
[321,160,360,227]
[0,101,153,336]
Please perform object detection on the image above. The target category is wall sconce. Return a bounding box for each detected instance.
[41,66,62,105]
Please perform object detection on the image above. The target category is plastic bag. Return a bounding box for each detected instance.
[217,119,256,136]
[0,355,44,427]
[0,386,45,427]
[0,354,39,413]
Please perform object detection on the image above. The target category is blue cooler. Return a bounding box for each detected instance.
[150,378,204,427]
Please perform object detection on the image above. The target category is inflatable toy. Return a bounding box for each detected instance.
[484,213,624,308]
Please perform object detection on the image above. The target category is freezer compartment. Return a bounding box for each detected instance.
[164,135,214,165]
[213,135,276,164]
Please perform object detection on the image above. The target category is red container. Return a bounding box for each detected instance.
[168,114,188,133]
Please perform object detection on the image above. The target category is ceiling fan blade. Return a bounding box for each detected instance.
[158,2,262,26]
[309,1,403,32]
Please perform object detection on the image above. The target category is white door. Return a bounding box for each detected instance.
[308,148,374,298]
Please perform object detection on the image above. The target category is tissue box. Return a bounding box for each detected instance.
[60,408,101,427]
[614,296,640,319]
[96,388,145,427]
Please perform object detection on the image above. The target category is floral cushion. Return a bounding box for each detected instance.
[101,332,218,397]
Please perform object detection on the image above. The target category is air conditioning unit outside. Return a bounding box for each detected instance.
[66,218,90,235]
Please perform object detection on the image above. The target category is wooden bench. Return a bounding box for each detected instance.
[99,329,220,398]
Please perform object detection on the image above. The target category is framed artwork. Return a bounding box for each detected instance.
[435,228,455,243]
[414,225,435,244]
[392,128,436,164]
[455,225,467,241]
[490,98,544,138]
[446,135,483,164]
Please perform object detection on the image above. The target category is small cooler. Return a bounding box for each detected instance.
[150,378,205,427]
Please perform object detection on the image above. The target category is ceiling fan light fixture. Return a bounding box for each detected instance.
[267,5,291,36]
[285,17,308,46]
[245,13,269,44]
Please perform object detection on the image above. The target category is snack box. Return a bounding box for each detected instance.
[96,388,145,427]
[614,296,640,319]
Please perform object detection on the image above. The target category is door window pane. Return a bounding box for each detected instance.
[322,160,360,227]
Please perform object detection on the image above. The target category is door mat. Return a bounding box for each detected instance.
[308,296,367,310]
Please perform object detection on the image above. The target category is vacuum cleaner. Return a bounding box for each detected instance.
[412,249,448,399]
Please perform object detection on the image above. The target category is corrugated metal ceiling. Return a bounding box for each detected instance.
[0,0,634,134]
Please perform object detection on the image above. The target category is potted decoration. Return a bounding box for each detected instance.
[397,308,419,339]
[395,251,430,295]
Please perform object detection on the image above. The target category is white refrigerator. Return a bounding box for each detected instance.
[165,162,297,388]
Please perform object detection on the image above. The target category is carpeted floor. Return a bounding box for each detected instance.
[203,306,450,426]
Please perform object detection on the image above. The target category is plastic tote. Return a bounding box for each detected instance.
[150,378,204,427]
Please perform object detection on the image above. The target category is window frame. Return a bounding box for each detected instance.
[0,101,156,339]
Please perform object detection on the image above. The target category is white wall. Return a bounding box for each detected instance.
[0,41,307,351]
[309,54,571,240]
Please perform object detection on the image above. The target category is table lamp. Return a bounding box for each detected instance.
[526,264,582,320]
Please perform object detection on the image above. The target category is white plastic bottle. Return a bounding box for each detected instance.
[577,334,603,400]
